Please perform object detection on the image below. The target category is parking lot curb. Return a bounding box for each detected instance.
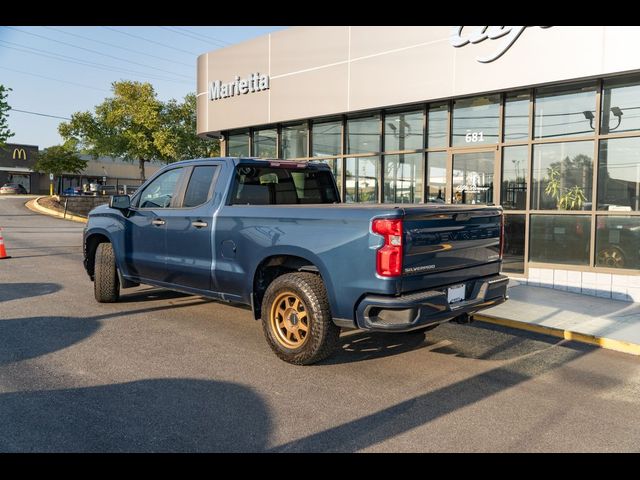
[474,314,640,356]
[25,197,88,224]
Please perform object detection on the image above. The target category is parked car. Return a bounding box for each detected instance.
[83,157,507,364]
[62,186,83,196]
[0,183,27,194]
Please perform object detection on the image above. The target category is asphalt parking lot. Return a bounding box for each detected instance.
[1,196,640,452]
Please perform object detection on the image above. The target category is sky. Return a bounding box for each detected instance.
[0,26,285,148]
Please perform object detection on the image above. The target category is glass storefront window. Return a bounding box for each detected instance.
[385,110,423,152]
[312,119,342,157]
[503,214,526,274]
[596,216,640,270]
[601,75,640,135]
[529,215,591,265]
[314,158,342,197]
[426,152,447,202]
[427,103,448,149]
[345,156,379,203]
[452,151,495,205]
[598,137,640,212]
[502,145,528,210]
[531,141,593,210]
[534,83,597,139]
[451,95,500,147]
[504,92,530,142]
[384,153,423,204]
[253,128,277,158]
[281,123,308,159]
[227,131,250,156]
[347,115,380,154]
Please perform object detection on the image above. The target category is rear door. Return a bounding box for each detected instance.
[161,164,220,290]
[401,205,502,292]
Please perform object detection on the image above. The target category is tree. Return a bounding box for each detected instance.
[34,144,87,177]
[154,93,220,161]
[59,81,164,181]
[0,84,14,148]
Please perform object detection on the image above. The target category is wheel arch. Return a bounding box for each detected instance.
[251,251,336,320]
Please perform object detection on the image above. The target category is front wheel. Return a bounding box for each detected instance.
[94,242,120,303]
[261,272,340,365]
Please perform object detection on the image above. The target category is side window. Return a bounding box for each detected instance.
[182,166,217,208]
[137,168,183,209]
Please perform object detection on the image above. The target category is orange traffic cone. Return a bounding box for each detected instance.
[0,228,11,260]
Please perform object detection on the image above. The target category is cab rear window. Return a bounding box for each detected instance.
[231,165,338,205]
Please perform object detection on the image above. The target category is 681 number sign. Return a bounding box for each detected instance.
[465,131,484,143]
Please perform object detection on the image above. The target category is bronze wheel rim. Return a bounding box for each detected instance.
[597,248,625,268]
[270,291,310,349]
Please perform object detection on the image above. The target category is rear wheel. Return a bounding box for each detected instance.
[261,272,340,365]
[94,242,120,303]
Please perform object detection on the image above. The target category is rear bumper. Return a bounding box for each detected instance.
[355,274,508,332]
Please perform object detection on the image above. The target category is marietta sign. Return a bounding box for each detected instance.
[208,73,270,101]
[450,26,552,63]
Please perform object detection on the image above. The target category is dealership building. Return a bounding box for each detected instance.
[196,26,640,301]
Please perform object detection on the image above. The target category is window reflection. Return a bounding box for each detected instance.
[227,131,250,156]
[601,75,640,135]
[534,84,597,139]
[452,95,500,147]
[502,146,528,210]
[426,152,447,202]
[347,115,380,154]
[384,153,422,203]
[504,92,529,142]
[503,214,525,273]
[281,123,308,159]
[427,103,448,149]
[530,215,591,265]
[385,110,423,152]
[596,216,640,269]
[531,141,593,210]
[312,120,342,157]
[253,129,277,158]
[345,156,379,203]
[598,138,640,212]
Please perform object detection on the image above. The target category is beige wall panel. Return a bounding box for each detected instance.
[204,90,270,133]
[205,36,269,81]
[270,63,349,122]
[197,54,207,93]
[350,26,448,59]
[196,93,209,135]
[452,27,605,96]
[270,26,349,76]
[603,26,640,76]
[349,41,454,111]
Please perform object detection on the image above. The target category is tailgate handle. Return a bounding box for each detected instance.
[192,220,208,228]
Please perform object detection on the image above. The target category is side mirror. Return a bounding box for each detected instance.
[109,194,131,210]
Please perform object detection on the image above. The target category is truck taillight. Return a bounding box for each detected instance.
[500,214,505,259]
[372,218,403,277]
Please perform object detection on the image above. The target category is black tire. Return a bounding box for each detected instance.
[94,242,120,303]
[261,272,340,365]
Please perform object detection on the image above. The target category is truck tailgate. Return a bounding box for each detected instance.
[401,206,502,293]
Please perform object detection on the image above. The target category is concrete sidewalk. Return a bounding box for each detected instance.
[476,280,640,355]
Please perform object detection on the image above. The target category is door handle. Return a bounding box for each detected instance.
[192,220,208,228]
[152,218,165,226]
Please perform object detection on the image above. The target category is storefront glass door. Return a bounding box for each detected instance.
[450,149,497,205]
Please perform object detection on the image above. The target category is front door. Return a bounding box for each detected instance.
[124,167,185,282]
[450,149,498,205]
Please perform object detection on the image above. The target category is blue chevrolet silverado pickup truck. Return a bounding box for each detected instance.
[83,157,508,364]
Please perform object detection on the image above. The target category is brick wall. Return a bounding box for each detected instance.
[59,195,110,217]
